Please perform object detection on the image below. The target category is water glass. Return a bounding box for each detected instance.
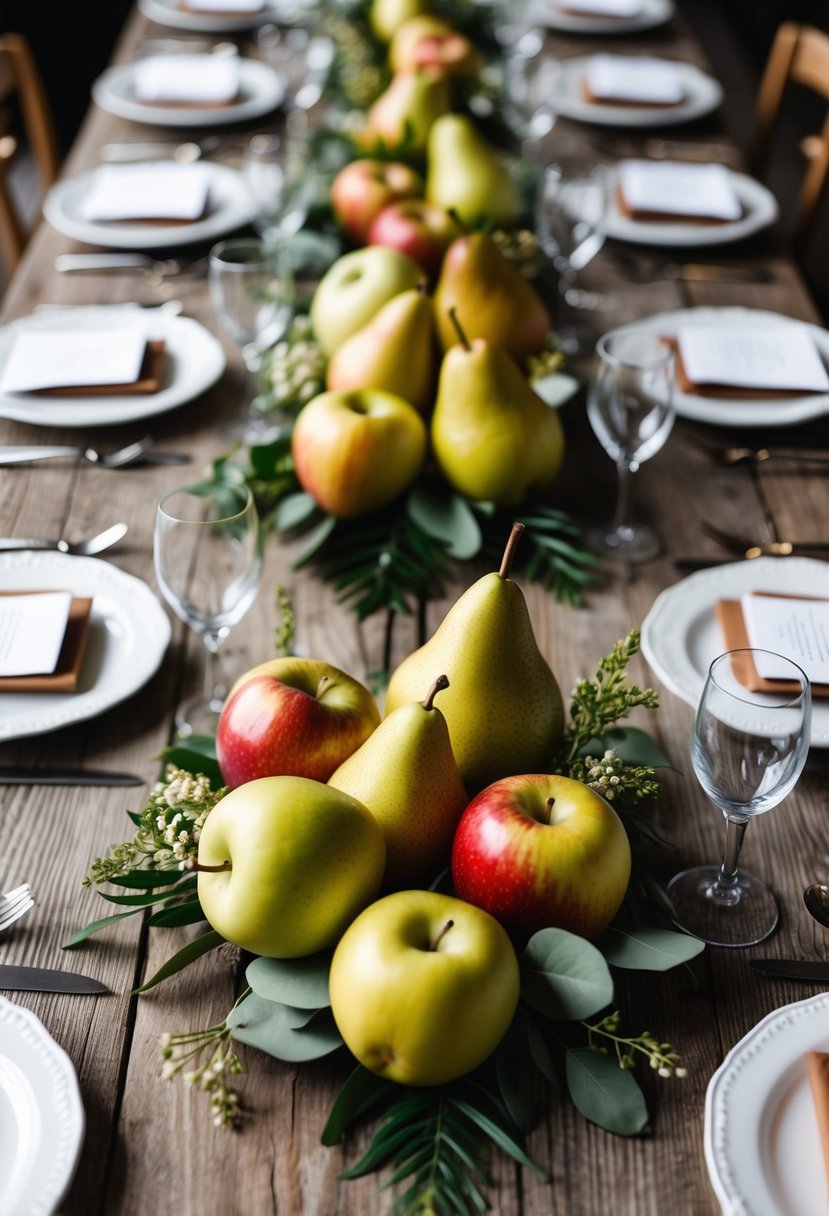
[244,132,319,247]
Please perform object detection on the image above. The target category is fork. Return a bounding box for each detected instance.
[702,519,829,558]
[0,884,34,933]
[685,432,829,467]
[0,437,190,468]
[0,522,128,556]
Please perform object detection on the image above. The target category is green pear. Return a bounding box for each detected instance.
[432,232,551,363]
[328,675,468,889]
[371,0,432,42]
[326,284,437,412]
[361,68,451,155]
[386,525,565,794]
[426,114,519,227]
[431,310,565,506]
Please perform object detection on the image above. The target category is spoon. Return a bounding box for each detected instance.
[804,884,829,928]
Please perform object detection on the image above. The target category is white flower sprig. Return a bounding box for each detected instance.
[160,1022,245,1128]
[583,1010,687,1078]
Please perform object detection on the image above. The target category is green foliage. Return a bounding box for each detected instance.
[564,631,660,765]
[245,952,332,1009]
[133,930,225,994]
[227,992,343,1062]
[518,928,614,1021]
[598,927,705,972]
[565,1048,649,1136]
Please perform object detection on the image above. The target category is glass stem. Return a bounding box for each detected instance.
[203,632,227,714]
[709,814,750,906]
[612,459,633,536]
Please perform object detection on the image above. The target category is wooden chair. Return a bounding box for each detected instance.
[751,22,829,256]
[0,34,59,276]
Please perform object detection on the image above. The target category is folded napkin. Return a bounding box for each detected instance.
[182,0,264,10]
[0,325,166,396]
[79,162,211,224]
[675,325,829,398]
[807,1052,829,1197]
[0,593,92,693]
[616,160,741,223]
[584,55,684,106]
[134,54,240,107]
[557,0,643,16]
[715,593,829,698]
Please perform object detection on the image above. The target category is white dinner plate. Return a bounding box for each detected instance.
[603,307,829,427]
[641,556,829,748]
[43,161,256,250]
[138,0,283,31]
[0,552,171,742]
[0,996,85,1216]
[705,992,829,1215]
[92,57,284,128]
[604,167,778,247]
[0,305,225,428]
[548,57,722,127]
[537,0,674,35]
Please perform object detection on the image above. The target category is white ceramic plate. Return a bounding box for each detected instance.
[92,57,284,127]
[138,0,283,31]
[548,57,722,127]
[0,305,225,428]
[0,552,171,742]
[641,556,829,748]
[604,168,778,247]
[43,162,256,250]
[537,0,674,35]
[705,992,829,1215]
[0,996,85,1216]
[603,307,829,427]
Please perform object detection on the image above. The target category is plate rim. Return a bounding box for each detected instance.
[550,57,723,127]
[138,0,283,31]
[538,0,675,35]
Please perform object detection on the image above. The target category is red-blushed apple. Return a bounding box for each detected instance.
[310,246,423,357]
[216,657,380,789]
[367,199,460,279]
[331,159,424,246]
[292,388,427,518]
[389,16,482,76]
[451,774,632,940]
[329,890,519,1085]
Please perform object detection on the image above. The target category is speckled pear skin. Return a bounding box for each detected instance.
[385,570,565,794]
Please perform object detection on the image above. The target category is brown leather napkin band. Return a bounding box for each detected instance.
[34,340,166,397]
[714,593,829,699]
[0,592,92,693]
[615,182,732,225]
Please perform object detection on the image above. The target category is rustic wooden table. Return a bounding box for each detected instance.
[1,5,828,1214]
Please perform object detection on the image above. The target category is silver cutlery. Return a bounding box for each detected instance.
[0,438,189,469]
[610,252,772,285]
[750,959,829,982]
[0,768,144,786]
[0,964,108,994]
[685,433,829,467]
[702,519,829,558]
[0,522,128,556]
[0,885,34,934]
[100,136,223,164]
[54,253,206,279]
[804,883,829,930]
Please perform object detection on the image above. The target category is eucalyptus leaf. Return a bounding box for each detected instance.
[407,485,482,560]
[520,928,614,1020]
[525,1018,559,1089]
[228,993,343,1062]
[273,491,319,533]
[321,1064,395,1146]
[598,926,705,971]
[565,1048,649,1136]
[578,727,670,769]
[132,929,224,994]
[494,1014,534,1134]
[246,952,331,1008]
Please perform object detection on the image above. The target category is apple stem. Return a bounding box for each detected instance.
[185,859,232,873]
[499,522,525,580]
[429,919,454,951]
[422,674,449,711]
[544,797,556,825]
[447,307,471,351]
[316,674,332,700]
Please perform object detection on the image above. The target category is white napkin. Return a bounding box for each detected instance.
[0,325,148,392]
[79,163,211,222]
[557,0,643,16]
[677,325,829,392]
[586,55,684,103]
[0,592,72,677]
[185,0,264,10]
[133,54,240,105]
[617,160,741,220]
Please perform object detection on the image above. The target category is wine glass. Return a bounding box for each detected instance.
[154,482,262,738]
[586,329,675,563]
[244,131,320,248]
[668,650,811,947]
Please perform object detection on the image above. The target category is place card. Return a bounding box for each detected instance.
[584,55,684,105]
[79,163,211,223]
[133,54,240,106]
[0,591,72,677]
[0,593,93,693]
[616,160,741,222]
[714,593,829,698]
[0,326,148,393]
[677,326,829,395]
[556,0,643,16]
[182,0,264,10]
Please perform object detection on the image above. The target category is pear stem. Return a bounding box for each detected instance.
[429,919,454,951]
[447,307,471,351]
[499,522,525,580]
[316,674,332,700]
[544,797,556,825]
[186,859,232,873]
[447,208,469,234]
[423,674,449,711]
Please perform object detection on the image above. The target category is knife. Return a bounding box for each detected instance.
[0,768,144,787]
[0,964,109,994]
[750,959,829,982]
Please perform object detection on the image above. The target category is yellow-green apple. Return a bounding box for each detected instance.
[192,776,385,957]
[367,199,459,279]
[310,246,422,356]
[331,159,423,245]
[216,657,380,788]
[389,16,482,76]
[329,890,519,1085]
[292,389,427,518]
[360,67,451,155]
[370,0,431,42]
[451,774,632,940]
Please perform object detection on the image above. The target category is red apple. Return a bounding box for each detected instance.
[216,657,381,789]
[367,199,460,279]
[451,774,632,941]
[331,159,424,245]
[389,18,482,77]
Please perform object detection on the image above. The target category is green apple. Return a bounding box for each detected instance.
[329,890,520,1085]
[193,776,386,958]
[370,0,432,43]
[310,247,423,357]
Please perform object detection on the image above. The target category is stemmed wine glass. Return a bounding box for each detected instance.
[154,482,262,738]
[586,330,675,563]
[243,132,320,249]
[668,650,811,947]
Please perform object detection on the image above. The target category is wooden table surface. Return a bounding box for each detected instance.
[1,5,828,1214]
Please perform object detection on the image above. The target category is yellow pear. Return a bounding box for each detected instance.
[328,675,469,889]
[426,114,518,227]
[386,525,565,793]
[390,17,482,76]
[370,0,432,42]
[361,67,451,155]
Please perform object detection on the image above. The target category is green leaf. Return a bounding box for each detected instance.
[272,491,319,532]
[159,735,224,787]
[99,885,193,907]
[132,929,224,993]
[494,1014,534,1134]
[245,952,332,1008]
[63,908,141,949]
[579,727,670,769]
[146,900,206,928]
[292,514,337,567]
[598,926,705,971]
[565,1048,649,1136]
[406,484,482,561]
[525,1017,559,1089]
[227,993,343,1062]
[520,928,614,1020]
[451,1098,547,1181]
[106,870,187,890]
[321,1064,395,1146]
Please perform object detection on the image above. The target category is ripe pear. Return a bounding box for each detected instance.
[328,675,469,889]
[431,310,565,506]
[326,285,437,412]
[361,67,451,155]
[433,232,551,363]
[390,16,482,76]
[370,0,432,42]
[386,525,565,793]
[426,115,519,227]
